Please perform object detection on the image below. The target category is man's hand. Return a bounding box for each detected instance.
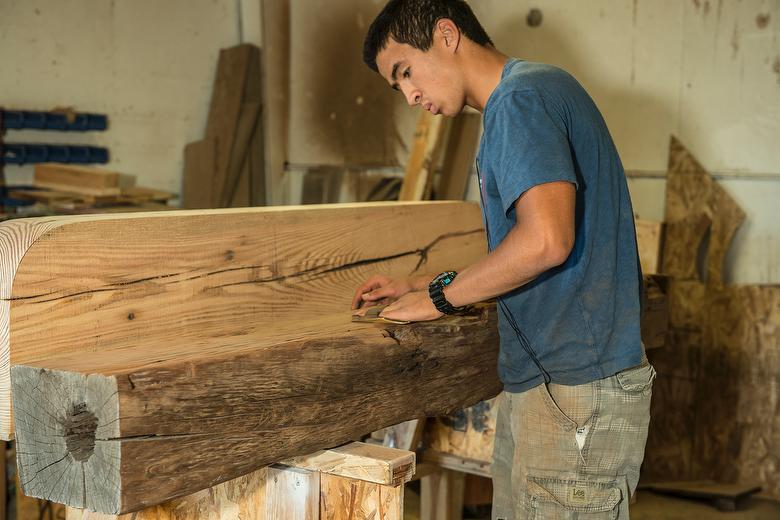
[379,290,443,322]
[351,275,414,310]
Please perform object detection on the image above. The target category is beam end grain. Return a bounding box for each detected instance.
[12,365,121,514]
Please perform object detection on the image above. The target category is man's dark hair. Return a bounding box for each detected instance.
[363,0,493,72]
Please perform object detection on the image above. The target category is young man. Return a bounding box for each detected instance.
[352,1,655,518]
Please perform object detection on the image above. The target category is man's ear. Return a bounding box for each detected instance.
[436,18,461,51]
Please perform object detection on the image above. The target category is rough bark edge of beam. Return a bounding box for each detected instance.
[12,364,121,513]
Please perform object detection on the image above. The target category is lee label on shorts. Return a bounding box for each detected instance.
[569,486,588,503]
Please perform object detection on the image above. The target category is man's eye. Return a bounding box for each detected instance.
[403,68,411,79]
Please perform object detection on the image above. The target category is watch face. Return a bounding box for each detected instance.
[435,271,456,286]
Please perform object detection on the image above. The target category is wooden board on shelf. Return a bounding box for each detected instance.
[34,163,134,197]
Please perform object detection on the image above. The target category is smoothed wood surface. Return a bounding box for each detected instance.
[0,202,486,440]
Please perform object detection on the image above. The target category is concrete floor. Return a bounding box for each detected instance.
[403,489,780,519]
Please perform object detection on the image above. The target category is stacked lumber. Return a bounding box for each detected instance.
[1,202,499,514]
[9,163,175,211]
[183,44,264,209]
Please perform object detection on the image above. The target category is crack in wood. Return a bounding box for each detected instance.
[2,229,483,302]
[214,229,483,290]
[21,452,69,487]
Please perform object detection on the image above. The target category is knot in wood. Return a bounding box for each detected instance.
[62,403,98,462]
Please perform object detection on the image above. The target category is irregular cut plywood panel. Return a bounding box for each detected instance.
[661,213,710,280]
[320,473,402,520]
[664,136,746,285]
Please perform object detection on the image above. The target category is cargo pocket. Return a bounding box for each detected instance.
[526,474,623,519]
[616,362,656,394]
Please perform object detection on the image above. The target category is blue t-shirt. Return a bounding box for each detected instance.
[476,59,643,393]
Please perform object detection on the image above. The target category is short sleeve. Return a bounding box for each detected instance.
[483,90,578,216]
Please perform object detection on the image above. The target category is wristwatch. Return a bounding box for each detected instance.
[428,271,464,315]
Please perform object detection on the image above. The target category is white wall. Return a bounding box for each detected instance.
[465,0,780,284]
[2,0,778,282]
[0,0,247,194]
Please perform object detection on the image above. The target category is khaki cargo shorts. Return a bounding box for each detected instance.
[491,361,656,519]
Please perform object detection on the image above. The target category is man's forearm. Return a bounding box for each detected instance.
[443,223,570,308]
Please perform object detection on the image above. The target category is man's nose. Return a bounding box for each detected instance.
[404,88,421,106]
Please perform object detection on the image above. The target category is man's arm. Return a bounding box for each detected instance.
[378,180,575,321]
[444,180,575,307]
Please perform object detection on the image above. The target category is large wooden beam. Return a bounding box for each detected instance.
[0,201,486,441]
[0,202,495,513]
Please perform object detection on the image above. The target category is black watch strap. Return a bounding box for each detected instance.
[429,271,462,315]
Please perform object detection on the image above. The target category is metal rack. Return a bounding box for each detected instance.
[0,108,109,214]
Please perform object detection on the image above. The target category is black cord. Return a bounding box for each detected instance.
[477,162,551,384]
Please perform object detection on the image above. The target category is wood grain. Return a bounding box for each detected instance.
[13,307,499,513]
[320,474,402,520]
[426,398,497,465]
[2,202,495,512]
[420,468,465,520]
[0,202,486,440]
[644,137,780,500]
[285,442,414,487]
